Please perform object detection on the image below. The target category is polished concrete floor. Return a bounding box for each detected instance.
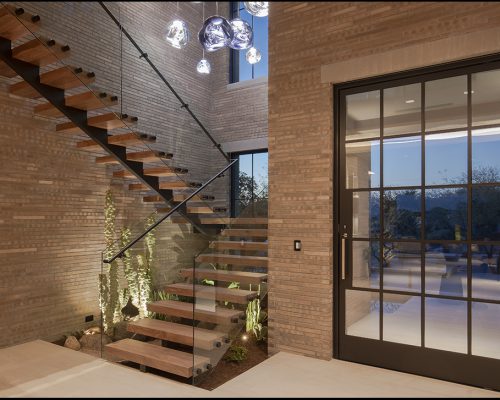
[0,340,498,398]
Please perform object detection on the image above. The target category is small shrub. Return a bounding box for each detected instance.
[224,344,248,362]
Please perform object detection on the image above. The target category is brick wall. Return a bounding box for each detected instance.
[0,1,267,346]
[268,1,500,359]
[0,77,213,347]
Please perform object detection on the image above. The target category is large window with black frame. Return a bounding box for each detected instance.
[338,59,500,389]
[231,150,268,218]
[230,1,268,83]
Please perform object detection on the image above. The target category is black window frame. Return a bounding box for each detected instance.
[229,1,268,83]
[230,148,268,217]
[333,51,500,392]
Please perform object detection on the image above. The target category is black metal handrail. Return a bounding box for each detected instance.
[98,2,230,162]
[103,159,238,264]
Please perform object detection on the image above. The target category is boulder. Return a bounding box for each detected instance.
[83,326,101,336]
[79,333,112,351]
[64,335,81,351]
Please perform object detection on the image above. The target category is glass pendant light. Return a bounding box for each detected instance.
[165,2,189,49]
[198,15,232,52]
[246,46,261,64]
[243,2,269,17]
[197,58,211,74]
[196,3,211,74]
[198,1,233,52]
[244,11,260,65]
[229,17,254,50]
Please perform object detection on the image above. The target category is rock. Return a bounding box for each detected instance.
[64,335,81,351]
[79,333,112,351]
[84,326,101,336]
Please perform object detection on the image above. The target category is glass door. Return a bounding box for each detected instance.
[336,57,500,391]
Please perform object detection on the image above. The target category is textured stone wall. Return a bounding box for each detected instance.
[268,1,500,359]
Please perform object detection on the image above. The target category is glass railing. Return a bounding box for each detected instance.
[192,191,268,387]
[99,160,235,381]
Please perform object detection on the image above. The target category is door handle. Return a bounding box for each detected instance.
[341,233,348,280]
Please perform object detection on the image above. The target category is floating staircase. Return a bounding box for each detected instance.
[0,4,224,227]
[105,216,268,380]
[0,4,267,382]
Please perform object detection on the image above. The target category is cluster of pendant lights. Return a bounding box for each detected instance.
[164,2,269,75]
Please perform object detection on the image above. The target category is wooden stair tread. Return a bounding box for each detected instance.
[35,91,118,117]
[160,181,201,190]
[9,80,41,99]
[33,101,63,118]
[0,5,41,41]
[173,194,214,202]
[77,133,156,150]
[156,207,173,213]
[166,283,258,305]
[55,121,82,134]
[40,66,95,90]
[114,166,186,179]
[143,195,164,203]
[186,206,215,214]
[66,91,118,110]
[12,36,71,67]
[0,60,17,78]
[196,253,268,267]
[127,319,226,350]
[147,300,243,324]
[180,268,267,285]
[145,196,214,206]
[127,150,173,162]
[221,228,268,238]
[145,166,187,177]
[97,150,172,165]
[200,217,268,225]
[211,240,268,251]
[95,155,120,165]
[87,113,138,130]
[130,180,196,191]
[105,338,209,378]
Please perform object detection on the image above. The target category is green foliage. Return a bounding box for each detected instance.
[150,289,178,321]
[245,296,268,342]
[99,190,157,335]
[224,281,240,306]
[224,344,248,362]
[100,190,121,335]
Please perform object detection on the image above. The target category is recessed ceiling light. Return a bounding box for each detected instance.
[464,90,475,95]
[405,99,415,104]
[368,171,375,175]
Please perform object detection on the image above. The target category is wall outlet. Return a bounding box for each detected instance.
[85,315,94,323]
[294,240,301,251]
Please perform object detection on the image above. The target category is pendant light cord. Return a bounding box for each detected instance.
[119,4,123,116]
[202,2,205,59]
